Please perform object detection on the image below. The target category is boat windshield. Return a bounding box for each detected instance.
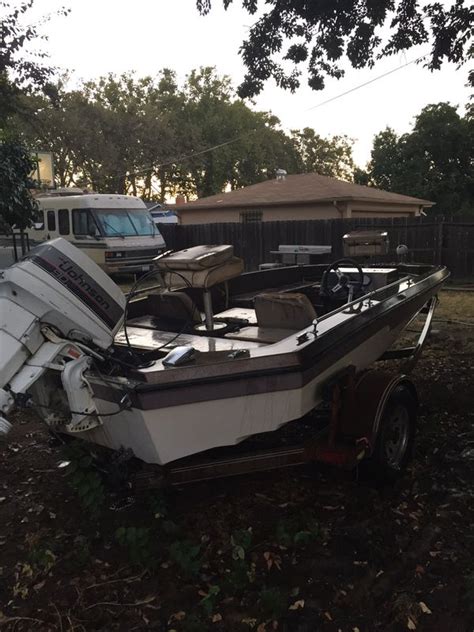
[93,209,155,237]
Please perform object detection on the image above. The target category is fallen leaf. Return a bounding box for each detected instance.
[289,599,305,610]
[407,616,417,630]
[263,551,282,571]
[241,618,257,628]
[212,613,223,623]
[324,611,333,621]
[168,611,186,624]
[419,601,432,614]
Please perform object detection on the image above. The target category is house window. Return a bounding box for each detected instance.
[47,210,56,231]
[240,210,263,223]
[58,209,70,235]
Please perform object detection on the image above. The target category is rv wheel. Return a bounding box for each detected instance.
[368,384,417,482]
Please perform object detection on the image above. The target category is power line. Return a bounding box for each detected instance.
[89,129,256,186]
[69,54,427,188]
[306,54,427,111]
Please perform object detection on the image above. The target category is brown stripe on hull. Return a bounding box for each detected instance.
[91,269,447,410]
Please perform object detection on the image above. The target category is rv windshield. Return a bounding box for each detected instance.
[93,209,155,237]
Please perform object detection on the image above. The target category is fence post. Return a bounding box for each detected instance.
[12,233,18,262]
[19,230,26,256]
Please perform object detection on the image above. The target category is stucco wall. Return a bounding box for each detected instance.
[350,201,421,217]
[177,200,421,224]
[178,202,346,224]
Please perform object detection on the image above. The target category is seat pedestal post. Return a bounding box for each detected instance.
[195,289,227,332]
[203,289,214,331]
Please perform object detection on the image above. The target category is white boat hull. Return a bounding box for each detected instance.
[82,322,404,464]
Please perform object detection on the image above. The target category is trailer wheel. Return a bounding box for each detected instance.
[367,383,417,482]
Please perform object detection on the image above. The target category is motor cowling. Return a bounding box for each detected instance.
[1,238,126,352]
[0,238,126,433]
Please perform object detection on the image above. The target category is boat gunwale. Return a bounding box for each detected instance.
[91,265,449,406]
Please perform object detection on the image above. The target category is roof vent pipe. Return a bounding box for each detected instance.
[276,168,287,182]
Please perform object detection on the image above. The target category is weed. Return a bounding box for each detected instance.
[224,558,256,594]
[182,614,208,632]
[147,492,168,519]
[115,526,156,567]
[465,572,474,611]
[63,443,105,517]
[231,528,252,560]
[259,586,287,619]
[275,515,319,548]
[199,585,220,616]
[169,540,202,578]
[160,519,181,537]
[69,536,91,570]
[27,547,56,573]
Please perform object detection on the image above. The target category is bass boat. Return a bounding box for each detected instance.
[0,239,449,482]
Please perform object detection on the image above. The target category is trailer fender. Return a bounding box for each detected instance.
[340,369,417,454]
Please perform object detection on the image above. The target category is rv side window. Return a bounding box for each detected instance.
[58,209,70,235]
[47,210,56,231]
[73,209,98,236]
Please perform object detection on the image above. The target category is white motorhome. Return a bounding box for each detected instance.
[27,193,166,275]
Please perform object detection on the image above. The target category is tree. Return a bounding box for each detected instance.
[0,1,67,125]
[17,67,358,199]
[196,1,474,98]
[178,67,301,197]
[368,103,474,215]
[0,0,67,232]
[290,128,354,180]
[368,128,404,192]
[0,139,38,230]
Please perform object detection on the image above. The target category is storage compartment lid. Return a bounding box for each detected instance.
[343,231,389,256]
[157,245,234,271]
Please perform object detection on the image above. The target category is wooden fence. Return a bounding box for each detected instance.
[158,216,474,279]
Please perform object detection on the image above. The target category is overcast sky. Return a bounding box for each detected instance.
[26,0,471,167]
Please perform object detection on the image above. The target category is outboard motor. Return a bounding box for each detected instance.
[0,238,126,437]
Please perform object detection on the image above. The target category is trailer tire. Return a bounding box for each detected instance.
[365,383,417,483]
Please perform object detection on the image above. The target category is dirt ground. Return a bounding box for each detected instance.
[1,291,473,632]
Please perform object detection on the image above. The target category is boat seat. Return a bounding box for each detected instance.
[160,257,243,289]
[255,292,317,330]
[158,245,244,331]
[149,291,202,325]
[158,245,235,271]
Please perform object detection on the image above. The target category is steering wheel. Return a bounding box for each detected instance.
[320,258,365,303]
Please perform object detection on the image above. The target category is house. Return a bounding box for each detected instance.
[176,173,434,225]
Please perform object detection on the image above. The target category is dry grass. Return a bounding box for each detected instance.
[436,290,474,322]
